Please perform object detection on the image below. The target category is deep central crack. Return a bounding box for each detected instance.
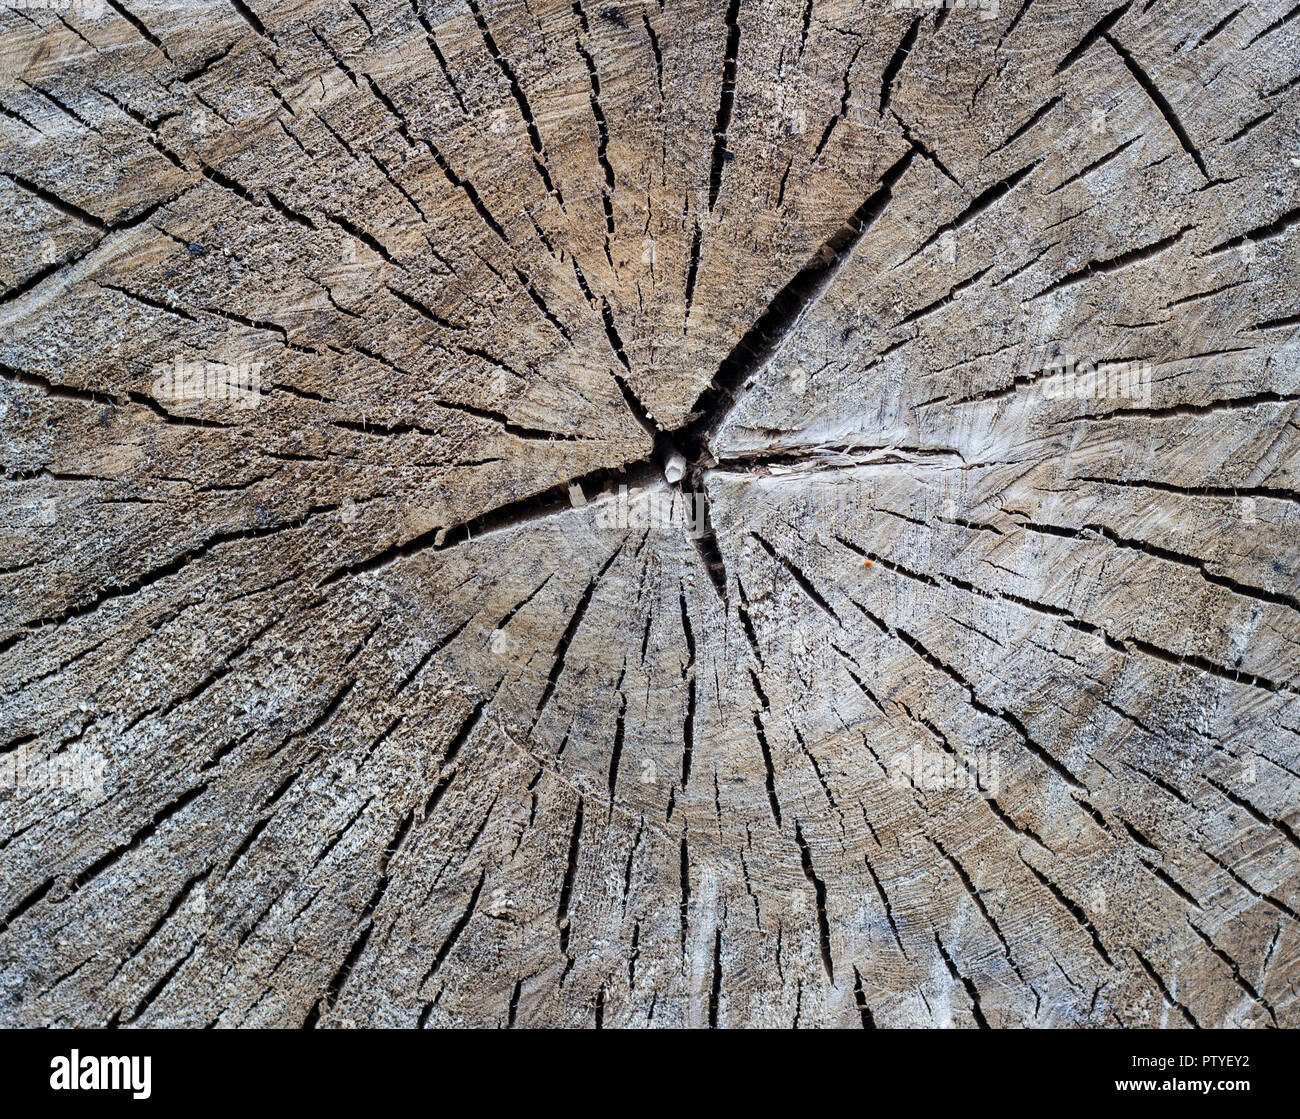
[320,146,925,601]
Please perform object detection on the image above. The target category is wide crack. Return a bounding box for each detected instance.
[331,144,924,605]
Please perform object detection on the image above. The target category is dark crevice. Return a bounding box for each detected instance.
[334,402,585,442]
[1047,136,1139,194]
[751,533,841,623]
[877,530,1295,696]
[306,806,418,1025]
[912,159,1039,257]
[930,837,1013,955]
[105,0,171,60]
[427,140,511,245]
[678,834,690,946]
[608,687,628,801]
[556,799,584,955]
[852,966,876,1027]
[833,647,887,715]
[410,1,468,112]
[752,713,782,829]
[707,0,742,210]
[421,867,488,986]
[1073,472,1300,507]
[879,17,921,115]
[680,147,915,459]
[573,4,616,241]
[227,0,270,40]
[707,927,723,1026]
[1104,33,1207,178]
[1204,776,1300,856]
[674,476,729,603]
[1187,921,1277,1025]
[735,577,764,666]
[678,586,696,667]
[1138,852,1204,912]
[117,866,214,983]
[1252,311,1300,332]
[1054,1,1132,73]
[386,284,464,331]
[998,0,1034,49]
[464,0,563,204]
[350,1,372,37]
[1223,110,1273,143]
[16,500,337,640]
[1019,515,1300,614]
[3,169,108,231]
[0,877,56,934]
[1203,847,1300,922]
[1206,203,1300,254]
[178,41,234,83]
[1033,224,1193,298]
[491,575,554,638]
[513,267,572,341]
[863,854,907,957]
[813,42,863,159]
[1132,948,1201,1027]
[569,256,640,399]
[439,695,491,775]
[118,943,198,1026]
[990,94,1063,154]
[934,932,989,1028]
[1021,855,1115,967]
[794,821,834,983]
[126,390,238,428]
[681,675,696,790]
[317,460,655,586]
[533,544,625,729]
[775,157,794,207]
[1245,0,1300,46]
[73,783,208,891]
[892,112,960,186]
[1194,4,1244,47]
[197,160,313,232]
[892,620,1085,788]
[0,363,116,406]
[897,265,991,325]
[507,978,522,1027]
[792,725,840,818]
[642,12,664,96]
[683,221,702,320]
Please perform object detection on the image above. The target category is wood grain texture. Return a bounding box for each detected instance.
[1,0,1298,1027]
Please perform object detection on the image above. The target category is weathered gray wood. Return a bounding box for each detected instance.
[1,0,1298,1027]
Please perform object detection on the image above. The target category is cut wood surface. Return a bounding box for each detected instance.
[1,0,1298,1027]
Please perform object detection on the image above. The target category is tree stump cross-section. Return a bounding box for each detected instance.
[1,0,1298,1028]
